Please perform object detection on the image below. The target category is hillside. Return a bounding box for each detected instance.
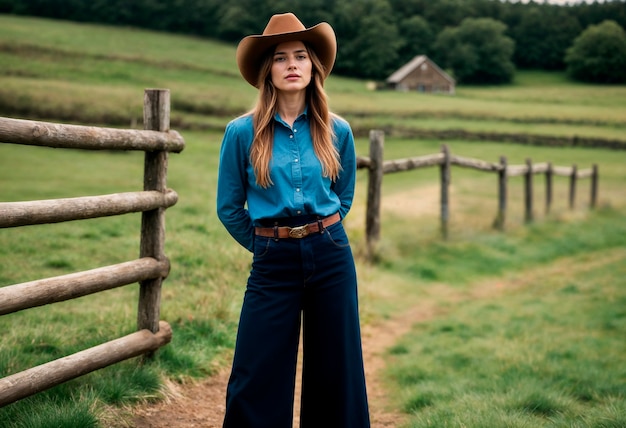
[1,14,626,147]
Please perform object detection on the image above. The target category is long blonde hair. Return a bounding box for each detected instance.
[249,43,340,188]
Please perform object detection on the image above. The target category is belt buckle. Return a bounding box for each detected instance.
[288,224,309,238]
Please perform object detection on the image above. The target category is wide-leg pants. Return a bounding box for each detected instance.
[223,221,370,428]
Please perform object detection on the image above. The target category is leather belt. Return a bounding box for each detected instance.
[255,212,341,239]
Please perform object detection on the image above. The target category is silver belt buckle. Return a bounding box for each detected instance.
[288,224,309,238]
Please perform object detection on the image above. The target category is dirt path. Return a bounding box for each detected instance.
[130,303,438,428]
[129,185,444,427]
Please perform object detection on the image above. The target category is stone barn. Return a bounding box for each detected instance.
[386,55,455,94]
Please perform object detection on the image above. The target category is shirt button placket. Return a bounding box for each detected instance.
[291,127,304,211]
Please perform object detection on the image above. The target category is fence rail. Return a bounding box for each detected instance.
[0,321,172,407]
[0,258,170,316]
[359,130,598,256]
[0,190,178,228]
[0,117,184,152]
[0,89,182,408]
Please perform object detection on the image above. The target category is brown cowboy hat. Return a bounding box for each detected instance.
[236,13,337,87]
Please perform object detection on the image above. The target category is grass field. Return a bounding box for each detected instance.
[1,14,625,428]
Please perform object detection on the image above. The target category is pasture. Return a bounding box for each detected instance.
[0,15,625,427]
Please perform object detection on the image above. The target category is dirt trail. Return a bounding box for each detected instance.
[130,185,445,427]
[130,303,438,428]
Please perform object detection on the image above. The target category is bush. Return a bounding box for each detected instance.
[565,20,626,84]
[433,18,515,85]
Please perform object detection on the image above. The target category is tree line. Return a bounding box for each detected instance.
[2,0,625,84]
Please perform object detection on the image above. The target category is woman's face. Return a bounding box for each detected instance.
[271,40,312,94]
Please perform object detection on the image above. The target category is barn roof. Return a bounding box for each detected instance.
[386,55,455,84]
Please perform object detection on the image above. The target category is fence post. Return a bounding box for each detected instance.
[440,144,450,239]
[546,162,553,214]
[590,164,598,209]
[569,164,577,209]
[366,130,384,260]
[524,158,533,223]
[138,89,170,339]
[495,155,507,230]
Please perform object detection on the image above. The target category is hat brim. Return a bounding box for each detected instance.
[236,22,337,88]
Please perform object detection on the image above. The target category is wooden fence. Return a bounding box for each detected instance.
[358,130,598,255]
[0,89,184,407]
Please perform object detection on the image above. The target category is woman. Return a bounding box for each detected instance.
[216,13,370,427]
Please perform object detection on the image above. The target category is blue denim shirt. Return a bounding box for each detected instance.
[216,109,356,251]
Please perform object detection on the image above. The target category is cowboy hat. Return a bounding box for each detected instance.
[236,13,337,87]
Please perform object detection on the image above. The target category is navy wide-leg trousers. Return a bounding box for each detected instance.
[223,221,370,428]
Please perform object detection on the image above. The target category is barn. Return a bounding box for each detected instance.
[386,55,455,94]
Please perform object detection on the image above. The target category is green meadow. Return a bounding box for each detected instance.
[0,15,625,427]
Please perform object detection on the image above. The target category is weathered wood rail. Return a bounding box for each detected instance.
[0,89,183,407]
[359,130,598,256]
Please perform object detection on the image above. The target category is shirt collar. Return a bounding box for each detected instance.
[274,105,309,127]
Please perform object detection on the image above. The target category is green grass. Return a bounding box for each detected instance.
[0,14,625,427]
[388,246,626,428]
[1,14,626,136]
[2,134,624,426]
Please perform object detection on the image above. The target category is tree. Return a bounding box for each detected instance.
[565,20,626,84]
[510,5,581,70]
[422,0,472,32]
[333,0,402,79]
[397,15,435,65]
[215,3,258,42]
[354,14,402,79]
[433,18,515,84]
